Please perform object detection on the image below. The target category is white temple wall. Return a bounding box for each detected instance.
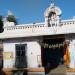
[3,37,42,68]
[27,42,41,68]
[3,43,15,68]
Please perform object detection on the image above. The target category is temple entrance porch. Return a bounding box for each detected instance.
[41,35,70,74]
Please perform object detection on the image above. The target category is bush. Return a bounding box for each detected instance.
[7,15,17,24]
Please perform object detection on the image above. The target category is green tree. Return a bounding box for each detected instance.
[0,16,3,33]
[7,15,17,24]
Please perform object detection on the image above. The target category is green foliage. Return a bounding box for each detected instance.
[0,16,3,33]
[0,16,3,24]
[7,15,17,24]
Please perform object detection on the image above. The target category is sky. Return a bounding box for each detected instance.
[0,0,75,24]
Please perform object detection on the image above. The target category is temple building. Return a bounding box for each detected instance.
[0,1,75,75]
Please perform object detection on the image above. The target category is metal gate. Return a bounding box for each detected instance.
[15,44,27,68]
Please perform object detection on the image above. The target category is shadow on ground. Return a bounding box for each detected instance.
[44,65,66,75]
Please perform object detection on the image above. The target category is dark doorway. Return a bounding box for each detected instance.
[41,38,65,73]
[15,44,27,68]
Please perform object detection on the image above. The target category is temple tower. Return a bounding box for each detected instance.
[44,0,62,27]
